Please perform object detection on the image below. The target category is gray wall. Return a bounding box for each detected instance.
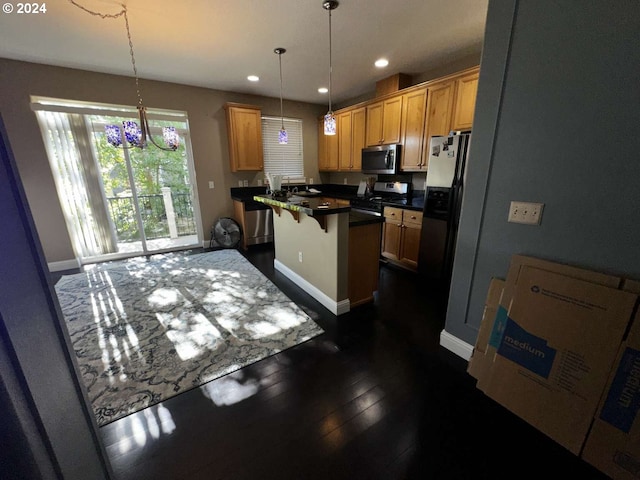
[446,0,640,346]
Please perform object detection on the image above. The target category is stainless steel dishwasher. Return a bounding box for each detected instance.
[243,205,273,246]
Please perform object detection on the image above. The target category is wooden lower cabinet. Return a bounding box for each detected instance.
[381,207,422,271]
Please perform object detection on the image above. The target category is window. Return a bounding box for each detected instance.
[261,116,304,180]
[31,96,201,262]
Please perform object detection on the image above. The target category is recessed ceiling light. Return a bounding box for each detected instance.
[374,58,389,68]
[247,75,259,82]
[318,87,328,94]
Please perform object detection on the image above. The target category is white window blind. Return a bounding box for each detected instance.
[261,116,304,179]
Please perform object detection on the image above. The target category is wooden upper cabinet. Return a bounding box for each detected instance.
[365,102,383,146]
[316,66,479,174]
[399,88,427,172]
[318,117,338,171]
[350,107,366,171]
[336,107,366,171]
[224,102,263,172]
[424,81,455,141]
[421,81,455,170]
[451,70,479,131]
[338,111,353,170]
[382,96,402,145]
[366,96,402,146]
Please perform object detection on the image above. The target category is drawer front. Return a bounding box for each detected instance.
[384,206,403,220]
[402,209,423,226]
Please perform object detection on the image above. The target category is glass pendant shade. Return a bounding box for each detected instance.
[105,124,122,147]
[123,120,143,147]
[278,128,288,145]
[162,126,180,150]
[323,112,336,135]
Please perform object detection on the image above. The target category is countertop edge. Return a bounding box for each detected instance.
[253,195,351,216]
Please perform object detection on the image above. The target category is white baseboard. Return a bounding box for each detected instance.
[47,258,81,272]
[440,330,473,361]
[274,260,350,316]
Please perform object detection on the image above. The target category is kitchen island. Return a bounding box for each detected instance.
[253,194,382,314]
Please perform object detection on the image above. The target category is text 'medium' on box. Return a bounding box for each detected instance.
[483,265,637,455]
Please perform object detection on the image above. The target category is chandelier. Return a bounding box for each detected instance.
[68,1,179,151]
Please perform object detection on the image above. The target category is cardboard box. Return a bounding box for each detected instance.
[580,278,640,479]
[482,265,637,455]
[582,310,640,479]
[467,278,505,381]
[476,255,622,393]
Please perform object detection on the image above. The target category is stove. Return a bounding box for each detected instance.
[350,181,411,215]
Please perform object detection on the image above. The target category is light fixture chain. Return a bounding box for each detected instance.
[123,8,144,108]
[67,0,125,19]
[279,52,284,129]
[68,1,144,107]
[328,7,333,113]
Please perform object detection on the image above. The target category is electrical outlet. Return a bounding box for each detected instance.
[298,251,303,263]
[508,201,544,225]
[257,179,262,186]
[309,178,314,185]
[343,178,347,185]
[238,180,243,187]
[243,180,249,187]
[208,181,215,189]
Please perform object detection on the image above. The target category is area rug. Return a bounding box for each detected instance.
[55,249,324,427]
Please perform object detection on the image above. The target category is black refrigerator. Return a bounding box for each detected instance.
[418,132,471,288]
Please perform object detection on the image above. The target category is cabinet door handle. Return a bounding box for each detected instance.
[410,215,416,220]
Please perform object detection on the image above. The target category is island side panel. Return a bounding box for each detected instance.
[272,211,349,305]
[348,222,382,307]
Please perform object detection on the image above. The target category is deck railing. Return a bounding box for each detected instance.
[106,190,196,242]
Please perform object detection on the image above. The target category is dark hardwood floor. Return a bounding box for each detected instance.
[71,245,607,479]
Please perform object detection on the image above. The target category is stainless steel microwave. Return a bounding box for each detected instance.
[361,144,401,174]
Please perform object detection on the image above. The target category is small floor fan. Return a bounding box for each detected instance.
[210,217,242,249]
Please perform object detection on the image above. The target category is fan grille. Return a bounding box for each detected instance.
[212,217,241,248]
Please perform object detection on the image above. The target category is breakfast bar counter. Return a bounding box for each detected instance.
[253,194,381,314]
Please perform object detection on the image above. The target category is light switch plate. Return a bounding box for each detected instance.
[508,201,544,225]
[208,181,215,189]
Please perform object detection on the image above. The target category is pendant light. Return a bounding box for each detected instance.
[274,47,288,145]
[68,0,179,151]
[323,0,339,136]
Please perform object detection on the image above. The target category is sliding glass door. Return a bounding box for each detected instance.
[34,100,201,265]
[90,117,199,257]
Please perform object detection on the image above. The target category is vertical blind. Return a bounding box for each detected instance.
[35,111,118,258]
[261,116,304,179]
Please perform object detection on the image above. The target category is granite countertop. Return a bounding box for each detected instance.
[253,194,351,216]
[234,185,425,213]
[383,195,425,212]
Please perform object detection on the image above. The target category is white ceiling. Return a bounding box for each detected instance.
[0,0,489,105]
